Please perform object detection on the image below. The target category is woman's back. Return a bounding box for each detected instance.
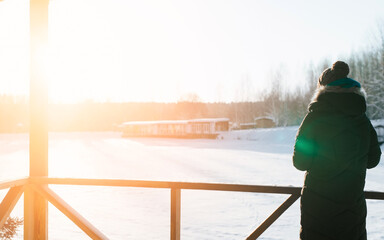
[293,61,381,240]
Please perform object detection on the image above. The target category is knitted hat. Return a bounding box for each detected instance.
[318,61,350,86]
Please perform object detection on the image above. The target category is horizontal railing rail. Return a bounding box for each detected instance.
[0,177,383,240]
[0,178,28,191]
[29,177,303,194]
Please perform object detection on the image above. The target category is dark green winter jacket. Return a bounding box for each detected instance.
[293,85,381,240]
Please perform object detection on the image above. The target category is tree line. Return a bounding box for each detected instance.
[261,24,384,126]
[0,98,267,133]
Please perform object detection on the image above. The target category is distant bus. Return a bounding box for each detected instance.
[121,118,229,139]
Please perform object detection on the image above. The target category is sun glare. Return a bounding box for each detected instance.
[46,0,191,103]
[1,0,382,103]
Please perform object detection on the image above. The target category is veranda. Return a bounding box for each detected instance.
[0,1,383,239]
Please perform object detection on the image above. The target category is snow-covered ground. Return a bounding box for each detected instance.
[0,126,383,239]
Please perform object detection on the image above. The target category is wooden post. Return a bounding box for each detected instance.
[170,188,181,240]
[25,0,50,239]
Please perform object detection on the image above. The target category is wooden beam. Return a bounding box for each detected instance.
[26,0,50,239]
[246,194,300,240]
[170,188,181,240]
[29,0,49,178]
[31,184,109,240]
[0,178,28,191]
[0,186,24,229]
[25,185,49,240]
[30,177,302,195]
[30,177,384,201]
[365,191,384,200]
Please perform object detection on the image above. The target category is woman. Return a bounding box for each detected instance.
[293,61,381,240]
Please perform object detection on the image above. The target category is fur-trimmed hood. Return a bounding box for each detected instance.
[308,86,367,117]
[311,85,366,102]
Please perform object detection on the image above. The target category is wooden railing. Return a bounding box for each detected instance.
[0,177,383,240]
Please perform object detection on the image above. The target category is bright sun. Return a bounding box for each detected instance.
[46,0,186,103]
[46,7,125,104]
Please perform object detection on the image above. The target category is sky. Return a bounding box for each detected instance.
[0,0,383,103]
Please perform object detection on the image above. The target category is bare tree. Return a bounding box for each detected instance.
[263,67,285,126]
[176,92,207,119]
[351,24,384,119]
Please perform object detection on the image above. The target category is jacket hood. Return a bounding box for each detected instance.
[308,85,367,116]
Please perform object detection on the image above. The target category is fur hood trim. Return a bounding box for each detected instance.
[311,85,366,103]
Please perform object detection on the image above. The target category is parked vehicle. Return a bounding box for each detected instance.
[375,125,384,145]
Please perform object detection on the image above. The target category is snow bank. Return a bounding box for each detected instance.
[219,126,299,145]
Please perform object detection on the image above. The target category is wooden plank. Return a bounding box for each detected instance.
[170,189,181,240]
[24,186,35,240]
[176,182,302,195]
[30,0,49,178]
[31,184,109,240]
[365,191,384,200]
[27,0,50,239]
[0,186,24,228]
[30,177,302,195]
[31,177,176,189]
[31,177,384,200]
[0,178,28,191]
[246,194,300,240]
[30,177,384,201]
[24,186,48,240]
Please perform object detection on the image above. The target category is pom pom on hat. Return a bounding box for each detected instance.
[331,61,349,79]
[318,61,350,86]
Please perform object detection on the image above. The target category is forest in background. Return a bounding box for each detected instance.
[0,100,266,132]
[0,26,383,133]
[253,24,384,126]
